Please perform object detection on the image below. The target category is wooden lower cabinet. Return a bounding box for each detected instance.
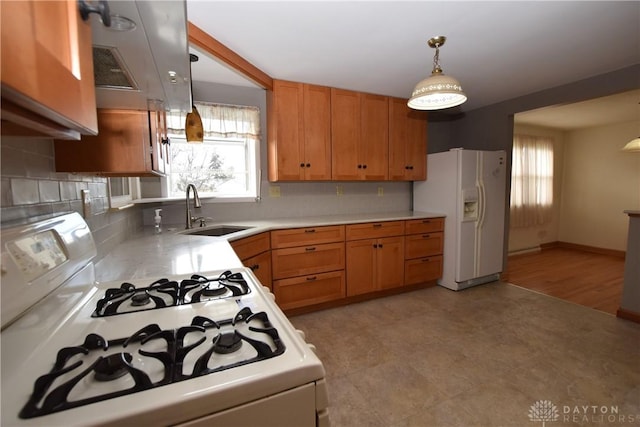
[273,270,346,310]
[346,236,405,296]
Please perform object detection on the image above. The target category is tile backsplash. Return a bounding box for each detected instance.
[1,137,142,260]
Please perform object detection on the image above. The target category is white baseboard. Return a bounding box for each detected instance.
[508,246,541,256]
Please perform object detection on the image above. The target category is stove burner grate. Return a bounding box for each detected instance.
[19,307,285,419]
[92,271,251,318]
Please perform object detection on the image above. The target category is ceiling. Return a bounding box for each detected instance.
[186,1,639,128]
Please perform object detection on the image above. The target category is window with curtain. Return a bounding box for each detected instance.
[166,102,260,200]
[510,134,554,227]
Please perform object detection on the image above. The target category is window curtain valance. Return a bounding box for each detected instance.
[167,102,260,139]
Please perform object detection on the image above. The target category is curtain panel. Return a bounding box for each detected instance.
[510,134,554,228]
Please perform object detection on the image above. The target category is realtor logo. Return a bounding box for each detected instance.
[529,400,559,426]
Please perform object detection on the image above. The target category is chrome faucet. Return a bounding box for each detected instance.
[185,183,202,229]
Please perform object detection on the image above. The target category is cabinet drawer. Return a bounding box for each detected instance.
[271,225,345,249]
[274,270,346,310]
[231,232,270,260]
[405,255,443,285]
[405,218,444,234]
[405,232,444,259]
[345,221,405,241]
[272,242,345,279]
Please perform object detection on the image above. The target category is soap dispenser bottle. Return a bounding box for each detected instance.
[154,209,162,234]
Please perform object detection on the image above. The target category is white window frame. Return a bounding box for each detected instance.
[164,133,260,203]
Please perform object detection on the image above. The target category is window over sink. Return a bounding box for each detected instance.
[164,102,260,201]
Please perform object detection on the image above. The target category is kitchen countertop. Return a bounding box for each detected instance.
[94,210,444,283]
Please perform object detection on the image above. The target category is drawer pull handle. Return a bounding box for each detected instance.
[306,276,317,281]
[305,247,316,252]
[250,264,260,270]
[422,220,431,224]
[422,258,431,263]
[304,229,316,233]
[422,234,431,238]
[373,224,382,228]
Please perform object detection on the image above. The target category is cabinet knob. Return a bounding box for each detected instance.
[306,163,311,168]
[357,164,362,169]
[362,164,367,169]
[161,137,170,145]
[300,163,305,168]
[78,0,111,27]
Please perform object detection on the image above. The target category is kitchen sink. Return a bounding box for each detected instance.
[182,225,253,236]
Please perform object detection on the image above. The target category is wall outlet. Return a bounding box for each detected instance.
[81,189,92,217]
[336,185,344,196]
[377,187,384,197]
[269,185,281,198]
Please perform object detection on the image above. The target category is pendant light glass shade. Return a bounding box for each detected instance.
[185,104,204,143]
[186,54,204,143]
[622,137,640,152]
[408,36,467,111]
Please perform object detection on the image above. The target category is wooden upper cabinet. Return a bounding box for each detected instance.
[389,97,428,181]
[332,89,389,180]
[1,0,98,139]
[54,109,169,177]
[267,80,331,181]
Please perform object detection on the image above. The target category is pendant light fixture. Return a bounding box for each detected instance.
[622,137,640,152]
[408,36,467,111]
[185,53,204,143]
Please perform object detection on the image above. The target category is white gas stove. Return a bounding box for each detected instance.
[1,213,329,426]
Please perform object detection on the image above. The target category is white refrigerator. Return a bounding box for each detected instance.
[413,149,507,291]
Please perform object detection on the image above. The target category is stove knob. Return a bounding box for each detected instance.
[308,343,317,354]
[296,329,306,340]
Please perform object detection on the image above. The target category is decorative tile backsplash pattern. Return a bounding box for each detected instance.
[1,137,142,260]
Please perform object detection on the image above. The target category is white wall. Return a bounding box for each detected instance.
[508,124,566,253]
[558,120,640,251]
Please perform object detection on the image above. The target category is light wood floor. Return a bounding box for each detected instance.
[503,247,625,315]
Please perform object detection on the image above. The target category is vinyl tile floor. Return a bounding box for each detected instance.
[289,282,640,427]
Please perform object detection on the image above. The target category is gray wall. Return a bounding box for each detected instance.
[141,81,412,226]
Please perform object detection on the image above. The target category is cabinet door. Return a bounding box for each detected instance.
[376,236,405,290]
[346,239,376,296]
[360,94,389,180]
[331,88,361,180]
[268,80,304,181]
[1,0,97,137]
[150,109,167,175]
[54,110,155,176]
[244,251,272,290]
[303,84,332,180]
[388,97,427,181]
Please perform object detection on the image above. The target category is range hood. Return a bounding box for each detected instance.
[89,0,191,113]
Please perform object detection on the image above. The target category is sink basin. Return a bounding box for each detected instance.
[182,225,252,237]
